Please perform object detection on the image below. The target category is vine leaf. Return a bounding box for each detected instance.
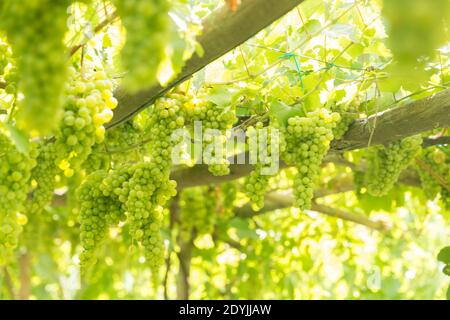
[5,123,30,155]
[437,246,450,264]
[269,99,304,127]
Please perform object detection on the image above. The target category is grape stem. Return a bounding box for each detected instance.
[69,10,118,57]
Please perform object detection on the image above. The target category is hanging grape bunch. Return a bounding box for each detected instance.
[365,135,423,196]
[54,67,117,177]
[113,0,171,92]
[188,97,237,176]
[78,170,125,269]
[244,122,280,211]
[0,130,36,264]
[0,0,71,134]
[281,108,340,210]
[417,147,450,210]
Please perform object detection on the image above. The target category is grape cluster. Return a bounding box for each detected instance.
[125,97,183,274]
[0,0,71,134]
[77,170,125,269]
[26,143,58,216]
[113,0,171,92]
[244,122,279,211]
[0,37,18,101]
[0,131,36,264]
[329,104,357,140]
[179,187,217,241]
[365,135,423,196]
[417,149,443,198]
[188,99,237,176]
[55,68,117,176]
[417,147,450,209]
[78,163,132,269]
[281,109,340,210]
[78,96,185,278]
[83,146,110,174]
[105,120,145,163]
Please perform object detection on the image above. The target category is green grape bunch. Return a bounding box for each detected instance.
[113,0,171,92]
[187,97,237,176]
[417,147,450,210]
[244,122,279,211]
[281,108,340,210]
[0,38,17,99]
[0,0,71,134]
[105,119,145,163]
[0,130,36,264]
[328,103,358,140]
[77,170,124,269]
[365,135,423,197]
[55,67,117,177]
[125,96,183,276]
[26,143,58,217]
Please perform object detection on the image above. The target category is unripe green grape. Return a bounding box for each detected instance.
[0,130,36,263]
[55,68,117,174]
[365,135,423,196]
[113,0,171,92]
[1,0,71,134]
[417,148,444,199]
[78,170,125,270]
[244,123,278,211]
[120,96,186,278]
[188,98,237,176]
[281,109,340,210]
[105,120,145,163]
[416,147,450,210]
[26,142,57,217]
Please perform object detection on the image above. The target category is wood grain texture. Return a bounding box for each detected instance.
[333,89,450,151]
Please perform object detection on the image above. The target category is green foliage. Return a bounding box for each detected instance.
[0,0,449,300]
[382,0,450,89]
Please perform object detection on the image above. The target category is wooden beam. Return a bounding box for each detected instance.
[333,89,450,151]
[107,0,305,129]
